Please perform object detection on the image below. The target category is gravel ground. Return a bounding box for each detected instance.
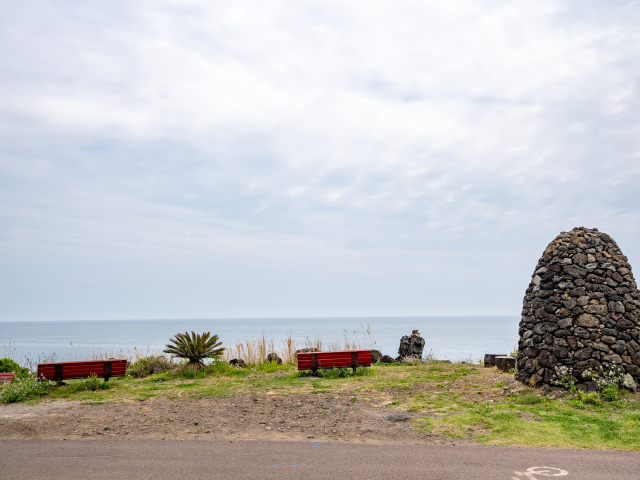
[0,393,461,445]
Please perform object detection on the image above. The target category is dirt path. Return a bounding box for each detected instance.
[0,392,461,445]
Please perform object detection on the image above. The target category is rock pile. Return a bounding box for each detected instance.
[516,227,640,390]
[398,330,425,359]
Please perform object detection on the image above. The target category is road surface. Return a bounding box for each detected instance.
[1,439,638,479]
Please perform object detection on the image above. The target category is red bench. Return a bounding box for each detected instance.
[297,350,372,373]
[0,372,15,384]
[37,359,127,382]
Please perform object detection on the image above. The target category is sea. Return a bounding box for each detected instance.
[0,317,519,365]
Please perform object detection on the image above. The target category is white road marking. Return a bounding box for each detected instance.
[513,466,568,479]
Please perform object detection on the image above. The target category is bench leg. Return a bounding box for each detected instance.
[103,360,112,382]
[54,364,65,384]
[311,353,318,375]
[351,352,359,374]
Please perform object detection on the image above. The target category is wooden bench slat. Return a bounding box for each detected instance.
[297,350,372,371]
[37,359,127,381]
[37,360,127,368]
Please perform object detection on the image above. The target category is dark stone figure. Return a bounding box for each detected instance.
[517,227,640,391]
[398,330,425,359]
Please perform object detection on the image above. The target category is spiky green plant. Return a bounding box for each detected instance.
[163,332,224,370]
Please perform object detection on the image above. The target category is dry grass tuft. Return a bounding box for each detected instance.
[4,325,377,367]
[222,325,376,364]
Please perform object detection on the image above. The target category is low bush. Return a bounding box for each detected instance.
[574,390,603,405]
[127,355,174,378]
[602,387,619,402]
[0,375,54,404]
[0,358,29,377]
[86,374,101,391]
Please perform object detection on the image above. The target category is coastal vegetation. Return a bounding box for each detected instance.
[2,351,639,450]
[0,358,29,377]
[163,331,225,371]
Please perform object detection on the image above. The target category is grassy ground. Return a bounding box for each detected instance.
[4,361,640,450]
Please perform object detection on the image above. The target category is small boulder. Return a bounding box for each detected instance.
[484,354,507,368]
[620,373,637,392]
[575,381,599,393]
[266,353,282,364]
[229,358,247,368]
[380,355,395,364]
[529,373,543,387]
[494,356,516,372]
[371,349,382,363]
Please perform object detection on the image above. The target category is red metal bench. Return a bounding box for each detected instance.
[297,350,372,373]
[0,372,15,384]
[37,359,127,382]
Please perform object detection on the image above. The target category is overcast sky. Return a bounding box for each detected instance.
[1,0,639,321]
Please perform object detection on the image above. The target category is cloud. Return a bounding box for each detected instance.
[1,0,639,320]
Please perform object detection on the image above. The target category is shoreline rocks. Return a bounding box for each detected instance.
[266,353,282,364]
[371,349,382,363]
[380,355,395,364]
[516,227,640,390]
[229,358,247,368]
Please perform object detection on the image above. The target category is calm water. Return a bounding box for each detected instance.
[0,317,519,365]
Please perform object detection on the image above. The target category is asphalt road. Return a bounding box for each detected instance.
[1,439,639,479]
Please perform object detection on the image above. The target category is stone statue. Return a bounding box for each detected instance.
[398,330,425,359]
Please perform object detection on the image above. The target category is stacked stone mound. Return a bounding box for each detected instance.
[397,330,425,360]
[517,227,640,389]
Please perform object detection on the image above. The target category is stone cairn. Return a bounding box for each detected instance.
[517,227,640,390]
[397,330,425,360]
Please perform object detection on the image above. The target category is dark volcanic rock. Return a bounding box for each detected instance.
[371,349,382,363]
[495,356,516,372]
[380,355,395,364]
[398,330,425,358]
[229,358,247,368]
[484,353,508,367]
[266,353,282,364]
[517,227,640,390]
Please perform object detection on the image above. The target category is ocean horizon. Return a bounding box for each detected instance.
[1,316,519,366]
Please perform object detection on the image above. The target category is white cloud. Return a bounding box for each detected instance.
[1,0,639,320]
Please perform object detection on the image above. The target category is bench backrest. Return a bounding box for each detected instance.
[37,359,127,381]
[0,372,15,384]
[297,350,372,370]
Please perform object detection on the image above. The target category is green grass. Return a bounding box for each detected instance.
[411,389,640,450]
[4,359,640,450]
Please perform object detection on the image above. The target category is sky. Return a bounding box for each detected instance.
[1,0,639,321]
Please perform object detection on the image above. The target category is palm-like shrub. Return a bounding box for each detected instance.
[163,332,224,370]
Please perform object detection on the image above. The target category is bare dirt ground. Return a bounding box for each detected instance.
[0,392,463,445]
[0,365,533,445]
